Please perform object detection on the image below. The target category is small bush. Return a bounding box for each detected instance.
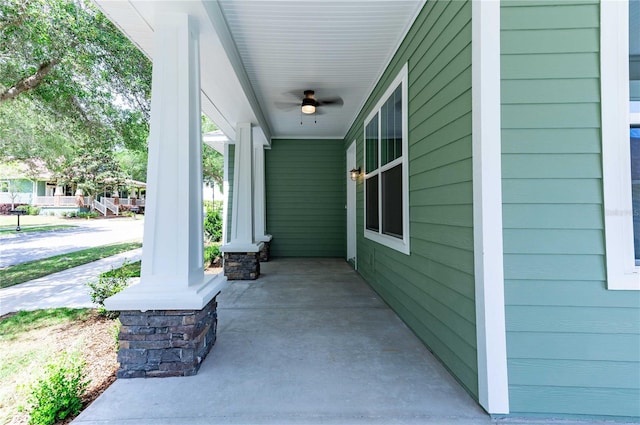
[76,211,98,219]
[204,203,222,243]
[25,351,88,425]
[0,203,27,214]
[16,205,42,215]
[204,244,221,267]
[86,261,131,318]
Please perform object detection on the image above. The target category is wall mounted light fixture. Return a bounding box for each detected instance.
[349,167,361,181]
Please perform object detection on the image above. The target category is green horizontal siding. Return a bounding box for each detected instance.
[501,0,640,419]
[344,0,477,398]
[265,139,345,258]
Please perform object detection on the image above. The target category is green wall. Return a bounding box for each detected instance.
[501,0,640,418]
[265,139,345,258]
[343,1,477,398]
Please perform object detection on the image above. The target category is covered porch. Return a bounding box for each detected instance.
[74,258,489,425]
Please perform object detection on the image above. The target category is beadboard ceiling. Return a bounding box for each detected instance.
[94,0,424,141]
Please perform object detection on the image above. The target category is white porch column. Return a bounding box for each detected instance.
[106,13,225,312]
[253,143,272,244]
[222,123,263,252]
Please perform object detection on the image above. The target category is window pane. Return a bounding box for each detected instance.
[365,116,378,173]
[381,84,403,166]
[382,164,403,238]
[366,175,379,231]
[631,128,640,261]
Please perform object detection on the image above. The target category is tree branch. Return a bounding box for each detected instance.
[0,59,60,103]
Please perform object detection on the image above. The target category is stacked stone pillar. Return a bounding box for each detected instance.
[105,12,226,379]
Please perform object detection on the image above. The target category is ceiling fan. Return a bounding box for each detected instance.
[275,90,344,115]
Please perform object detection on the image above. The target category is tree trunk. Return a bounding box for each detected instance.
[0,59,60,103]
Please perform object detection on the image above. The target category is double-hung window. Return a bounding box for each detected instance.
[364,64,410,254]
[601,0,640,289]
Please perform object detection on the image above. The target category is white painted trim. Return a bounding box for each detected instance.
[363,63,410,255]
[346,141,357,267]
[222,142,230,245]
[472,0,509,414]
[253,144,271,242]
[601,0,639,290]
[201,1,272,143]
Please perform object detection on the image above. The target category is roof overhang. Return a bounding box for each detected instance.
[93,0,424,143]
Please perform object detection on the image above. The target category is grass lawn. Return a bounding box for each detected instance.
[0,308,118,425]
[101,260,141,278]
[0,224,76,234]
[0,215,68,228]
[0,242,142,289]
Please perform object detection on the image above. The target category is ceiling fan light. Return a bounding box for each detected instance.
[301,98,316,114]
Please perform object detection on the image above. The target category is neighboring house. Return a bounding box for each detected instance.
[0,161,56,206]
[0,161,147,214]
[96,0,639,421]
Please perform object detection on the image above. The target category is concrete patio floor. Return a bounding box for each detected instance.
[72,259,639,425]
[74,258,490,424]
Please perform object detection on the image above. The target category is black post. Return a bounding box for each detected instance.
[16,213,21,232]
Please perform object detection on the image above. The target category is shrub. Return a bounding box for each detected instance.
[86,261,131,318]
[25,351,88,425]
[204,244,221,267]
[204,203,222,243]
[0,203,27,214]
[16,205,42,215]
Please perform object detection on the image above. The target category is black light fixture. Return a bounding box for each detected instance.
[349,167,361,181]
[301,91,317,114]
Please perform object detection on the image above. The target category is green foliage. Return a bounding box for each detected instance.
[86,261,132,318]
[204,244,221,267]
[201,115,224,192]
[100,260,140,279]
[0,242,142,289]
[0,0,151,195]
[25,351,88,425]
[204,201,223,243]
[15,205,40,215]
[76,211,99,219]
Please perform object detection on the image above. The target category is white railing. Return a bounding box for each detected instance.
[103,198,119,216]
[33,196,55,205]
[33,196,91,206]
[103,197,145,207]
[93,199,107,216]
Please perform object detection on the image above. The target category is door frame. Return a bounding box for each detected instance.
[346,141,357,268]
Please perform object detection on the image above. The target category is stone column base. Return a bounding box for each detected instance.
[259,241,271,262]
[116,296,218,378]
[224,252,260,280]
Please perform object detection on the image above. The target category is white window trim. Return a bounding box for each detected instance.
[363,63,410,255]
[601,0,639,290]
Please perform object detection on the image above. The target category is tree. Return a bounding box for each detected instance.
[201,115,224,193]
[0,0,152,163]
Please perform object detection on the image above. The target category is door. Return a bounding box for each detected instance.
[346,141,357,267]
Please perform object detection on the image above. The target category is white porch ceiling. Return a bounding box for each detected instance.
[93,0,424,141]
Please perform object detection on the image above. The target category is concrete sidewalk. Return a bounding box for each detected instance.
[0,218,143,268]
[0,248,142,316]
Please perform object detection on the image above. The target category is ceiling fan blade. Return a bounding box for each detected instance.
[274,101,300,111]
[318,97,344,107]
